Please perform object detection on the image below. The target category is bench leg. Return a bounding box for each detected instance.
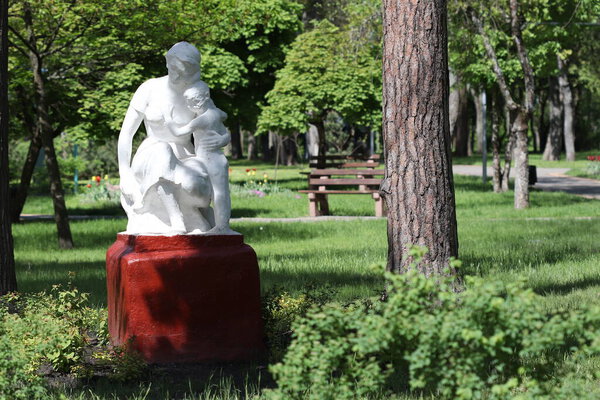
[308,193,318,217]
[318,194,330,215]
[373,193,385,217]
[308,193,329,216]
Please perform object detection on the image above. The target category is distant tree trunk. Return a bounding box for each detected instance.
[531,86,547,153]
[491,92,503,192]
[542,78,563,161]
[452,85,469,157]
[260,134,273,162]
[0,0,17,293]
[470,87,484,153]
[471,0,533,208]
[25,4,73,248]
[557,56,575,162]
[11,127,41,221]
[230,118,243,159]
[381,0,459,278]
[246,131,257,161]
[502,127,515,192]
[284,135,298,166]
[313,118,327,167]
[512,110,529,209]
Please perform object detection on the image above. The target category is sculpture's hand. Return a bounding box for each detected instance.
[119,171,142,210]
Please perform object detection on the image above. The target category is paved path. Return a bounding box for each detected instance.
[452,165,600,200]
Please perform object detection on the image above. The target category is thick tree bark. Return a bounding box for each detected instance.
[557,56,575,162]
[25,5,73,248]
[542,78,563,161]
[381,0,459,277]
[1,0,17,293]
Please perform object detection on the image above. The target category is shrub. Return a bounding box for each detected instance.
[262,285,336,362]
[0,280,144,397]
[266,253,600,400]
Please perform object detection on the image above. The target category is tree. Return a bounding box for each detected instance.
[1,0,17,294]
[381,0,459,278]
[258,20,380,159]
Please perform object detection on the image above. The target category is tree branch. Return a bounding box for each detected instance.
[469,8,518,110]
[7,24,37,55]
[7,38,28,58]
[509,0,535,113]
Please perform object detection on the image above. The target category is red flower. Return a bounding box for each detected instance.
[252,168,256,172]
[86,183,92,188]
[95,175,101,183]
[596,156,600,161]
[245,168,250,172]
[587,156,594,161]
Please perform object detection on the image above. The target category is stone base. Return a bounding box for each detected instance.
[106,233,264,363]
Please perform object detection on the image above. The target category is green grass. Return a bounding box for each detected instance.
[453,149,599,169]
[10,172,600,398]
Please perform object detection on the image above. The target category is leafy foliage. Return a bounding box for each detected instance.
[266,249,600,399]
[257,19,381,135]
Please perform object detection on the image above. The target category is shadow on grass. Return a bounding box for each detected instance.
[58,362,274,400]
[533,277,600,296]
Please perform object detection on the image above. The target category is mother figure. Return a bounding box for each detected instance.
[118,42,228,234]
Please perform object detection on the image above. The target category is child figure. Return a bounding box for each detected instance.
[165,81,236,234]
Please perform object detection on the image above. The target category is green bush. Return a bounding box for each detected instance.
[262,285,336,362]
[266,251,600,400]
[0,280,143,398]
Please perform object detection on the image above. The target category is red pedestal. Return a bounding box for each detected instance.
[106,233,264,363]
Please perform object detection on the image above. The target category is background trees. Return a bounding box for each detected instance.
[1,0,17,294]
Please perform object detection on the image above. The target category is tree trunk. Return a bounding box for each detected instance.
[260,133,273,162]
[471,87,484,153]
[542,78,562,161]
[0,0,17,293]
[557,56,575,162]
[542,80,563,161]
[25,5,73,249]
[491,93,502,192]
[11,127,41,221]
[452,85,469,156]
[230,118,243,159]
[284,135,298,166]
[501,106,514,192]
[246,131,256,161]
[512,109,529,209]
[381,0,459,278]
[313,118,327,167]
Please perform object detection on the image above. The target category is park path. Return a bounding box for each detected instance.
[452,165,600,200]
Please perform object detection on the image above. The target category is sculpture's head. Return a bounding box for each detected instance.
[165,42,201,85]
[183,81,210,113]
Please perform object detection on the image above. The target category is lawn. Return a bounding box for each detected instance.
[10,171,600,398]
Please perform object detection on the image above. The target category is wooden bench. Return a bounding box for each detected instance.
[298,169,386,217]
[308,154,381,169]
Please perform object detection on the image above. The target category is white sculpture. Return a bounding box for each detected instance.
[118,42,237,235]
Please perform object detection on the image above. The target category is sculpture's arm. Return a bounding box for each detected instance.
[117,106,144,202]
[195,129,231,151]
[165,113,209,137]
